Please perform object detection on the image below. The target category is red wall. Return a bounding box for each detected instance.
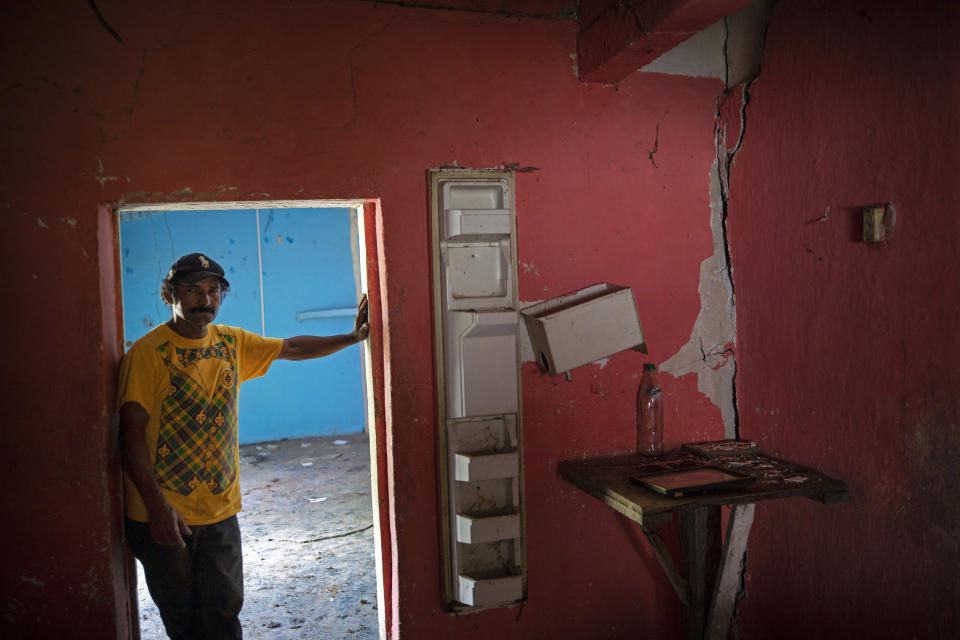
[730,1,960,638]
[0,1,722,637]
[8,0,955,638]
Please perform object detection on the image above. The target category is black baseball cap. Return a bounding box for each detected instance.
[166,253,230,287]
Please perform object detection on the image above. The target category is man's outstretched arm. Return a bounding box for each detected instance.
[278,294,370,361]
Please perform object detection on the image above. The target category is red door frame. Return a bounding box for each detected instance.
[102,199,396,638]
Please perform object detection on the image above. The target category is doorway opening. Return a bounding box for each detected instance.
[115,200,386,639]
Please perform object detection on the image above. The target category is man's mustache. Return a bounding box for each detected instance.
[191,306,216,314]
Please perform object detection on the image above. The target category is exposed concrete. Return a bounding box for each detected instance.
[661,160,738,437]
[577,0,759,83]
[640,0,772,88]
[640,16,728,81]
[657,0,771,439]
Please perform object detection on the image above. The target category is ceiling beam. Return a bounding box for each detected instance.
[578,0,758,83]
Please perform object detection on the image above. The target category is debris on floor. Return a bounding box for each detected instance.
[135,433,378,639]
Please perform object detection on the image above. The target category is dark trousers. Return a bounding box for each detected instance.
[126,515,244,640]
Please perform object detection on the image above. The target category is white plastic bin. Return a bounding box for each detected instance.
[520,283,646,375]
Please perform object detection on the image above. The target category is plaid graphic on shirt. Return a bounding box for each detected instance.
[177,342,230,369]
[153,338,239,496]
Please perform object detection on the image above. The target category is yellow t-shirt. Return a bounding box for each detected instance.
[117,323,282,525]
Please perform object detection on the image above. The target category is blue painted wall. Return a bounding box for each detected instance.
[119,207,365,443]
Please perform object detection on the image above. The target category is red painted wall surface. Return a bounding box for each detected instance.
[730,1,960,638]
[0,1,727,638]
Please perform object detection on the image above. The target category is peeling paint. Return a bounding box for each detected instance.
[95,159,118,186]
[79,566,101,601]
[192,185,242,200]
[661,161,738,437]
[117,190,164,204]
[61,217,77,227]
[3,598,23,625]
[168,187,194,199]
[36,217,48,229]
[20,575,45,587]
[661,7,770,441]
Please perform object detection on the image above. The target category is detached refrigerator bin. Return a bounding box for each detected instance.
[520,283,646,375]
[457,574,523,608]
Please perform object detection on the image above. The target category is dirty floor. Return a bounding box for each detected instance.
[135,433,379,639]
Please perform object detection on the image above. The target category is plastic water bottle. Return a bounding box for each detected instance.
[637,364,664,455]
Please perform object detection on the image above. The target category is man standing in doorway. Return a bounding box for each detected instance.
[117,252,369,639]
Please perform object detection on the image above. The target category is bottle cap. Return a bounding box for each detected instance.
[644,363,656,371]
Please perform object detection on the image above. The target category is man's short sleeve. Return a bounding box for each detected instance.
[231,328,283,383]
[116,343,164,413]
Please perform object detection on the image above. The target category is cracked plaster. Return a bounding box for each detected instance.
[661,160,738,436]
[657,1,772,438]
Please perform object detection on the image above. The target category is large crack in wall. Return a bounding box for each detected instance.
[658,1,773,439]
[658,6,773,635]
[661,157,739,436]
